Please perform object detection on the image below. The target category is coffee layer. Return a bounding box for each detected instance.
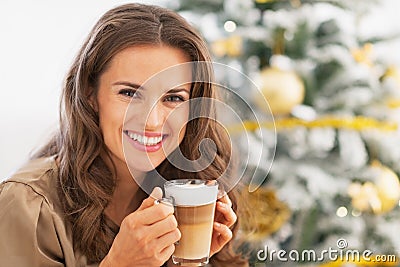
[174,202,216,260]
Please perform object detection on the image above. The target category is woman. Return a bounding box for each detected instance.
[0,3,247,267]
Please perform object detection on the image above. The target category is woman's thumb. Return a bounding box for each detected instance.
[137,187,163,211]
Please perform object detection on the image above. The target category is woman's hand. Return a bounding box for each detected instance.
[100,188,181,267]
[209,192,237,257]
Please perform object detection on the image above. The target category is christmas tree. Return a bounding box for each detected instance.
[168,0,400,266]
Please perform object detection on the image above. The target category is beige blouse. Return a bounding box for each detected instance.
[0,156,97,267]
[0,157,243,267]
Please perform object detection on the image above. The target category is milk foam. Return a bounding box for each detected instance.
[165,180,218,206]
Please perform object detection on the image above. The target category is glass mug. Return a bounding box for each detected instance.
[161,179,219,266]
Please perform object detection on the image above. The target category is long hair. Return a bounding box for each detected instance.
[33,3,247,265]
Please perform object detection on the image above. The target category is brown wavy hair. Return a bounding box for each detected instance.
[33,3,247,266]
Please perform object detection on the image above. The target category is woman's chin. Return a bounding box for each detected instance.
[127,160,164,174]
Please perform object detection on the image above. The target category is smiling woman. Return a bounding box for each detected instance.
[0,3,247,267]
[95,46,191,176]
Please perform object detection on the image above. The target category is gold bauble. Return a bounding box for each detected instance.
[255,66,305,115]
[238,187,291,241]
[348,182,379,213]
[348,161,400,214]
[373,161,400,213]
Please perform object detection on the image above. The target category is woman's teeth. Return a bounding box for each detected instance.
[127,132,162,146]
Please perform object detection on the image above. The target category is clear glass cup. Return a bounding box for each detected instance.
[164,179,218,266]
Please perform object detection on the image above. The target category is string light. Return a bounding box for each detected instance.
[351,209,361,217]
[224,20,237,33]
[336,206,348,217]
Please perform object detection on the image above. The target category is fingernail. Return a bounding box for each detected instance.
[150,187,163,199]
[218,190,226,198]
[214,222,221,228]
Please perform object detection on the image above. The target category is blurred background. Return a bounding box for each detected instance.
[1,0,400,266]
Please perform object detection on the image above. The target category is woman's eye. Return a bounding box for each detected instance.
[118,89,137,98]
[165,95,185,102]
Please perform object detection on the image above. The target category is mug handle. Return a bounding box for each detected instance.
[154,197,174,206]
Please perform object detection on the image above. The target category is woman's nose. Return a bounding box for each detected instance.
[145,103,165,130]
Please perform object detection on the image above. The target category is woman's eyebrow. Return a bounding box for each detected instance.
[112,81,141,88]
[112,81,189,94]
[167,88,190,94]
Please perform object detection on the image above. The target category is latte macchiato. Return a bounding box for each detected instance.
[164,179,218,266]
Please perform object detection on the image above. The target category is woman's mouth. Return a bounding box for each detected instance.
[123,130,167,152]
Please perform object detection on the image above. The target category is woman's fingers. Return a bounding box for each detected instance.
[215,195,237,227]
[215,200,237,228]
[159,244,176,264]
[218,192,233,207]
[210,222,233,256]
[209,193,237,256]
[134,201,174,225]
[137,187,163,211]
[214,222,233,244]
[156,227,181,249]
[112,192,179,266]
[146,214,179,239]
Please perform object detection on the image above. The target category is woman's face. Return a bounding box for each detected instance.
[95,45,191,177]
